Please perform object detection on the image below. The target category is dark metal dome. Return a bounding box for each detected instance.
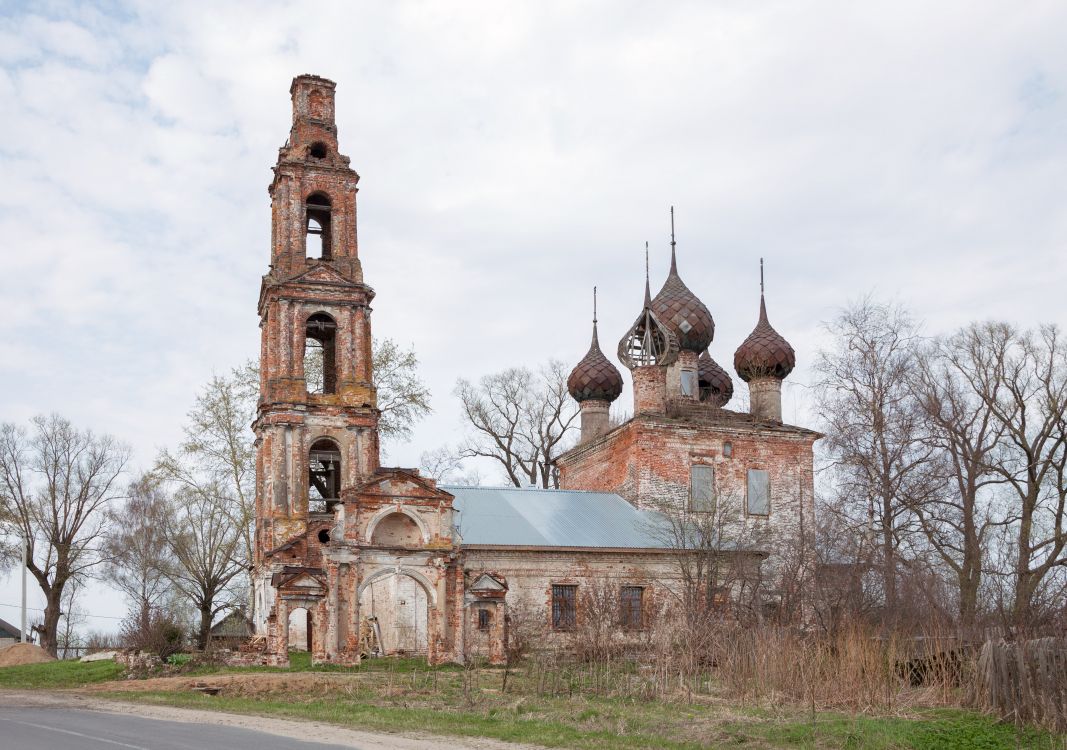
[734,295,796,382]
[651,245,714,353]
[568,322,624,403]
[698,350,733,407]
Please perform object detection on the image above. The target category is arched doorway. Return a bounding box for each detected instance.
[359,573,428,655]
[288,607,312,653]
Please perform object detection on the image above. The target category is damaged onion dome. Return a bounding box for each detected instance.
[698,350,733,406]
[567,323,624,403]
[651,254,714,352]
[733,295,796,382]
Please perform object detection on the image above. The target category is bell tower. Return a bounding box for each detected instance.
[253,75,380,616]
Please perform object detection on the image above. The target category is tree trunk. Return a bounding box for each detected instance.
[40,591,63,657]
[882,494,897,624]
[198,605,212,650]
[958,568,979,631]
[1013,499,1036,632]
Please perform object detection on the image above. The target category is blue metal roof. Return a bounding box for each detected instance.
[443,485,672,549]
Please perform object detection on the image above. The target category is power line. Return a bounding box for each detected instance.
[0,601,125,621]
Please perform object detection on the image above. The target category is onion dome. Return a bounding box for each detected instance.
[617,247,679,370]
[734,291,796,382]
[650,210,715,352]
[568,307,624,403]
[698,350,733,406]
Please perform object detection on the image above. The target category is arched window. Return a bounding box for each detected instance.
[370,512,422,546]
[304,312,337,394]
[305,193,332,260]
[308,438,342,512]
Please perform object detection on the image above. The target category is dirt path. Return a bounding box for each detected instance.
[0,689,549,750]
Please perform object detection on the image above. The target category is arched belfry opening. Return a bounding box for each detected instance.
[308,438,342,512]
[306,192,332,260]
[304,312,337,394]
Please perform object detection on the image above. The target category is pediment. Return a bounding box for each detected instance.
[470,573,507,592]
[272,566,327,595]
[289,263,355,286]
[284,574,325,591]
[353,468,454,503]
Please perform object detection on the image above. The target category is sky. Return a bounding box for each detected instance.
[1,0,1065,631]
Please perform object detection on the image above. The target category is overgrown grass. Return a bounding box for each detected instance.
[4,649,1065,748]
[185,650,464,677]
[0,658,125,689]
[106,690,1066,749]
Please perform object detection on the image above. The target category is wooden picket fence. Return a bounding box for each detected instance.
[973,637,1067,732]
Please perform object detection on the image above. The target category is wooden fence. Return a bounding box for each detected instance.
[973,637,1067,733]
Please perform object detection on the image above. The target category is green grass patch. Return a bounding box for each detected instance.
[0,658,125,689]
[725,708,1064,749]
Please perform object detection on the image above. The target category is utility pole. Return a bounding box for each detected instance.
[21,536,28,643]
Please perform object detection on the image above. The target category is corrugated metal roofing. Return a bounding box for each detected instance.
[444,485,672,549]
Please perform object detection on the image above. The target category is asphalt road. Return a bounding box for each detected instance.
[0,705,357,750]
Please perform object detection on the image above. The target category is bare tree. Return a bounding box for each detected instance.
[419,445,482,486]
[56,576,87,659]
[810,501,881,637]
[373,339,432,441]
[302,337,432,442]
[455,360,578,488]
[644,490,769,627]
[103,473,176,638]
[910,333,1009,628]
[813,299,935,624]
[155,365,257,585]
[949,323,1067,630]
[0,415,129,656]
[158,484,245,650]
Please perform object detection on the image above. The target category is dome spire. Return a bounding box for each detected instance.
[643,241,652,307]
[669,205,678,275]
[759,257,768,323]
[591,285,599,345]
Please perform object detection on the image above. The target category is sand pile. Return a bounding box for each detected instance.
[0,642,56,667]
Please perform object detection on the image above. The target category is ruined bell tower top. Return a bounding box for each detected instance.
[266,73,362,281]
[287,74,339,154]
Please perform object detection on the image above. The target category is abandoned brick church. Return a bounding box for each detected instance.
[250,75,818,665]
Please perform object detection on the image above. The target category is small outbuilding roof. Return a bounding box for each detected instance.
[0,617,27,640]
[446,485,674,549]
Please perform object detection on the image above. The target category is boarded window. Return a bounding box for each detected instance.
[619,586,643,629]
[747,469,770,515]
[551,584,577,630]
[477,609,492,631]
[690,465,715,513]
[680,368,698,397]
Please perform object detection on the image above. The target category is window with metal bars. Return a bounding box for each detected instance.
[551,584,577,630]
[619,586,644,629]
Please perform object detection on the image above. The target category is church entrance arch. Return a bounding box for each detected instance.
[359,572,429,655]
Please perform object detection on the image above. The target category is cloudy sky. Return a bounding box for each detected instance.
[2,1,1065,628]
